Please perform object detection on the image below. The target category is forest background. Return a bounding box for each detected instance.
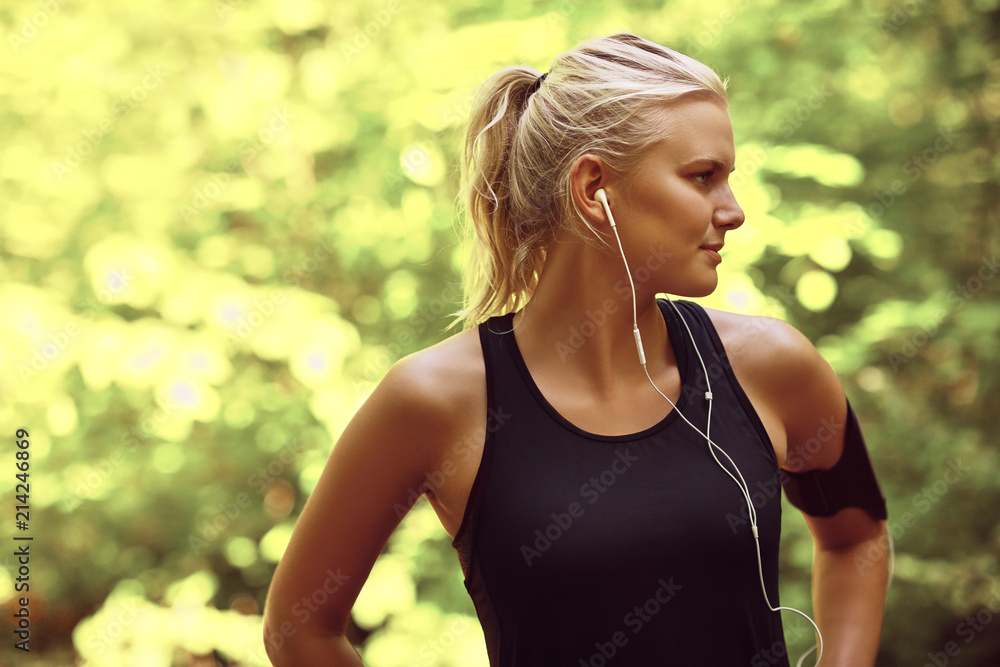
[0,0,998,664]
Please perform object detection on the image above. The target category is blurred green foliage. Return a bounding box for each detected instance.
[0,0,998,664]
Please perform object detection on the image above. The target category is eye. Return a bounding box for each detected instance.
[693,171,714,184]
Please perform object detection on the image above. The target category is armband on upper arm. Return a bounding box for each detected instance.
[780,398,888,520]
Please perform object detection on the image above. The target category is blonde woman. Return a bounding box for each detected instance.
[263,33,889,666]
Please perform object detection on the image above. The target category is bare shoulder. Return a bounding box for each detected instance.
[701,307,822,377]
[701,306,848,471]
[381,325,486,436]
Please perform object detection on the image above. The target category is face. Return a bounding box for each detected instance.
[611,96,745,298]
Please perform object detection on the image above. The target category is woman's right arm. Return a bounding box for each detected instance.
[262,354,454,665]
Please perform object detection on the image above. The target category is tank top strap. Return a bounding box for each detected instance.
[668,299,777,467]
[450,313,515,577]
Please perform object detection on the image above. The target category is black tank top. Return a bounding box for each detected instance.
[451,298,790,666]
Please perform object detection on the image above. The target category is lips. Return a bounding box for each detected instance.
[700,243,723,264]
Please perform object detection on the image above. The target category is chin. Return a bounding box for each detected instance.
[662,276,719,299]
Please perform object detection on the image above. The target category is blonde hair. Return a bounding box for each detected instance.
[453,32,728,330]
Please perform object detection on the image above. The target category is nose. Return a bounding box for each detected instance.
[713,185,745,230]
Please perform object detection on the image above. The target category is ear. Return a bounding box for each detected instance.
[569,153,612,226]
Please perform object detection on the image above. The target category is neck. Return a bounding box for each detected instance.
[511,235,675,395]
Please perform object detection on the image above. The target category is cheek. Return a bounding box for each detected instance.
[632,183,688,220]
[662,182,708,216]
[623,181,708,243]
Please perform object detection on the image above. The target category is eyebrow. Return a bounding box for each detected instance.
[680,157,736,172]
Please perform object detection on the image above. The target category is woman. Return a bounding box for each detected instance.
[263,33,889,666]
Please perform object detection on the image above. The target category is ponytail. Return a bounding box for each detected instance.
[455,66,548,330]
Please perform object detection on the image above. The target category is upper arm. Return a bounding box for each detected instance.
[743,316,848,474]
[744,317,886,548]
[263,354,450,640]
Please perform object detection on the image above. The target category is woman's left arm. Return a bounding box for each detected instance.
[741,316,889,666]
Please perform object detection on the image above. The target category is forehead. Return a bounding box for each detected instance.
[642,96,736,168]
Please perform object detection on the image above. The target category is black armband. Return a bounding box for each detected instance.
[781,398,888,520]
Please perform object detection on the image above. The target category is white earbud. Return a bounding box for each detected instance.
[595,188,612,225]
[597,186,825,666]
